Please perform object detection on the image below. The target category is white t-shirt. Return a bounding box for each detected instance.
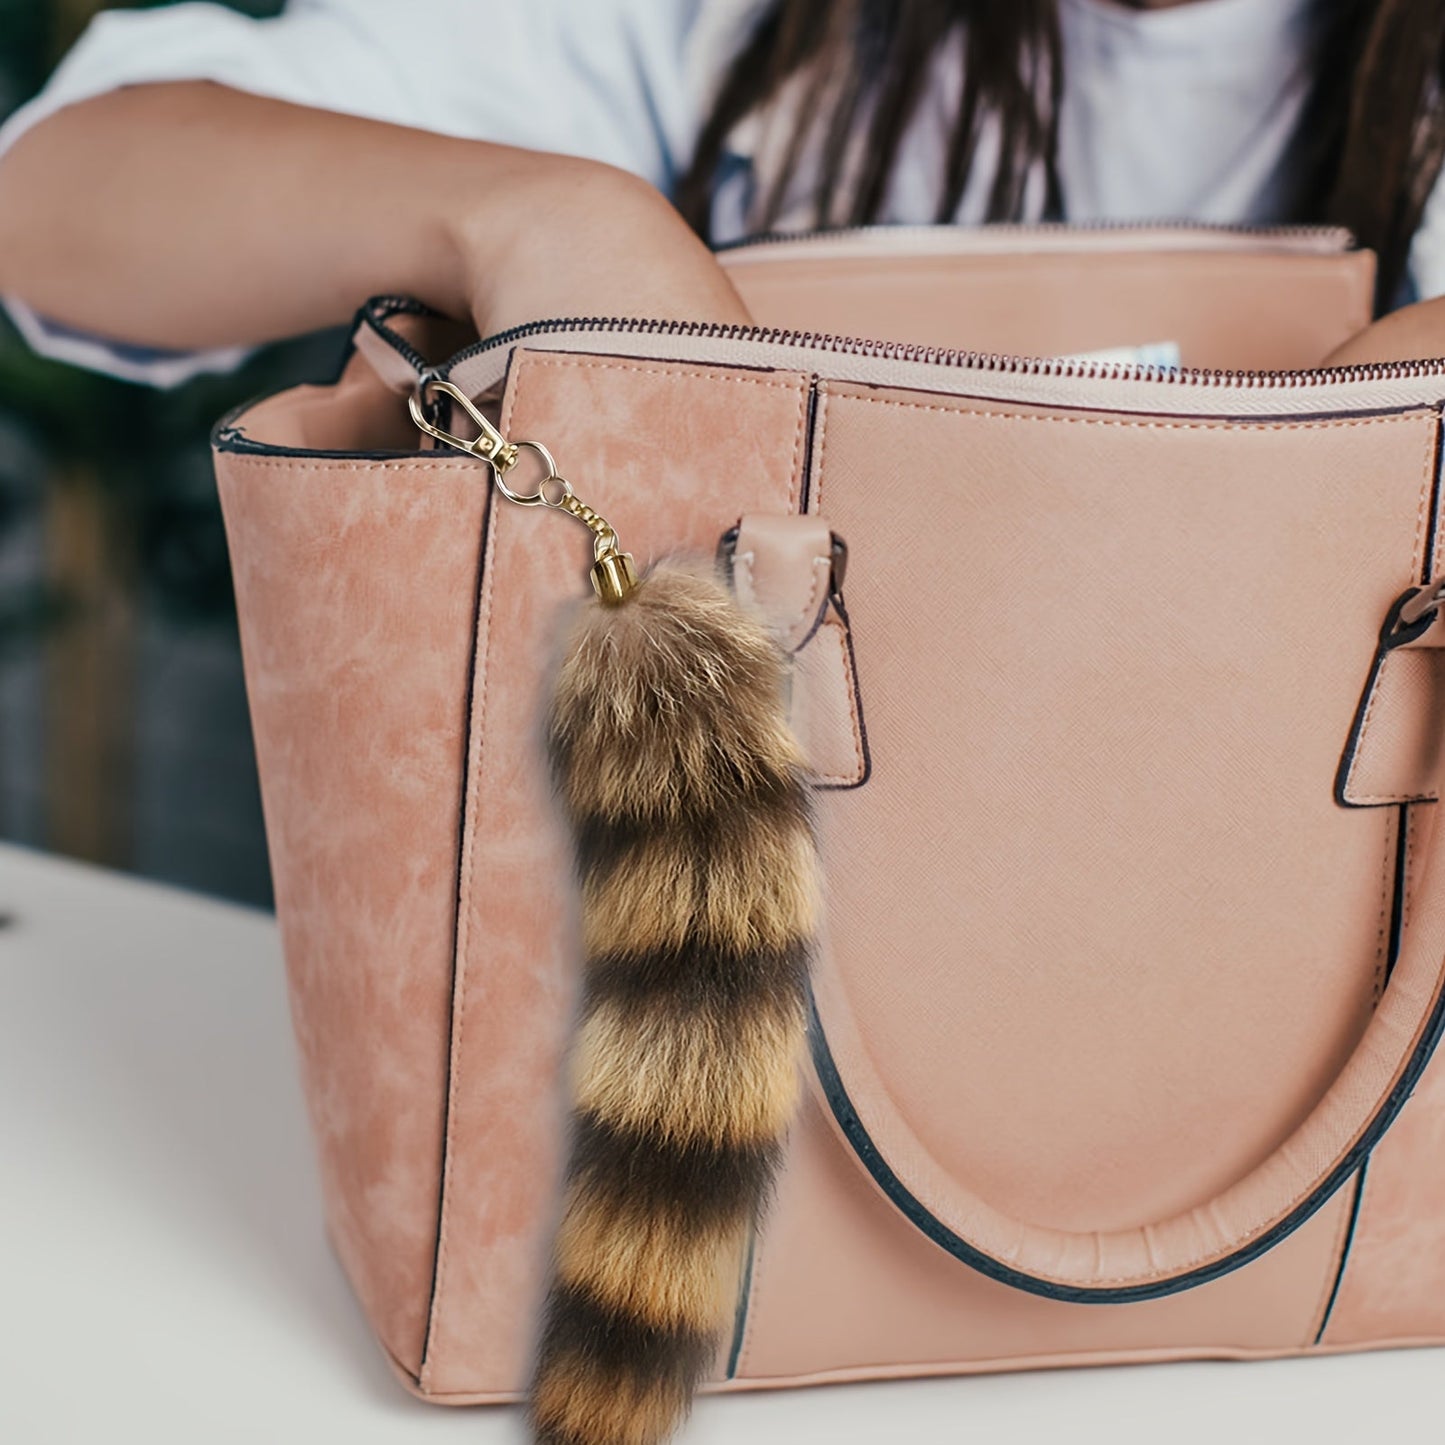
[4,0,1444,387]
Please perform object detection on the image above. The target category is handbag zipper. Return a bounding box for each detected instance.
[715,219,1358,260]
[437,220,1406,393]
[439,313,1445,393]
[218,221,1441,458]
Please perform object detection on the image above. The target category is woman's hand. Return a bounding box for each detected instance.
[451,156,752,338]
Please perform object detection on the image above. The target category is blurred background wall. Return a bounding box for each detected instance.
[0,0,338,906]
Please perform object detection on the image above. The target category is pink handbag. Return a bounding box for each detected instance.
[213,223,1445,1405]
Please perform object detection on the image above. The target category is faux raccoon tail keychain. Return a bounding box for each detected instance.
[412,382,820,1445]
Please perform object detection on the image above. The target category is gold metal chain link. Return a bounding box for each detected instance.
[410,378,637,603]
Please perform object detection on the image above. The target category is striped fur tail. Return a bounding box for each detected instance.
[531,561,819,1445]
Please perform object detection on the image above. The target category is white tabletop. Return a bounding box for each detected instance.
[1,841,1441,1442]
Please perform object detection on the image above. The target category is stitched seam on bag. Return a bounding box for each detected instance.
[784,391,865,784]
[1348,664,1443,803]
[1348,790,1440,803]
[1346,421,1439,802]
[839,622,866,783]
[812,384,833,515]
[809,622,866,786]
[406,1332,1445,1398]
[752,398,845,1343]
[518,354,814,397]
[1371,811,1396,1008]
[1313,799,1398,1337]
[734,549,833,648]
[418,538,486,1388]
[1405,808,1421,935]
[823,395,1437,433]
[789,379,809,509]
[421,404,513,1385]
[508,353,811,506]
[799,555,833,643]
[1350,663,1401,802]
[218,456,478,473]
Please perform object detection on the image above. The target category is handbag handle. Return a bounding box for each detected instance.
[811,580,1445,1303]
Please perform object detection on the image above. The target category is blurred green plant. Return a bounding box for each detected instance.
[0,1,309,892]
[1,0,292,633]
[0,0,283,101]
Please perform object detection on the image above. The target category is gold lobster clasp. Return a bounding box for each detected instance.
[410,378,638,604]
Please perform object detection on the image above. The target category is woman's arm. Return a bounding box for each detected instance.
[0,82,749,352]
[1322,296,1445,368]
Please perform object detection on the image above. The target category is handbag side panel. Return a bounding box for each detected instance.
[214,358,488,1383]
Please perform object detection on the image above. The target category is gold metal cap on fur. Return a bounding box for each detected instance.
[531,561,819,1445]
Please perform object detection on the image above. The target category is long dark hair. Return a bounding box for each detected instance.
[676,0,1445,309]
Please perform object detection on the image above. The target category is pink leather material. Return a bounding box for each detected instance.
[388,1094,1356,1405]
[212,230,1445,1404]
[1324,554,1445,1343]
[229,352,425,454]
[799,384,1439,1290]
[1339,592,1445,805]
[731,513,868,787]
[737,1095,1355,1382]
[1325,804,1445,1345]
[791,616,868,788]
[213,446,488,1379]
[732,513,835,652]
[416,353,814,1396]
[1341,649,1445,805]
[723,243,1375,371]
